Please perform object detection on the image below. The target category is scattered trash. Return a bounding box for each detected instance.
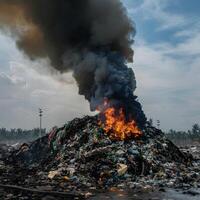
[117,164,128,176]
[0,116,200,199]
[48,171,60,179]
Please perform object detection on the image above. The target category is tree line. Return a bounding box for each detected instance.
[166,123,200,144]
[0,128,46,142]
[0,121,199,144]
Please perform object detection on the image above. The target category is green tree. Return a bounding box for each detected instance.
[149,118,153,126]
[192,124,200,135]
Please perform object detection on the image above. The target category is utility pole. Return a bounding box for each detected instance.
[39,108,43,138]
[157,120,160,129]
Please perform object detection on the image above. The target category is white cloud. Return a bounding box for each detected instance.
[0,61,92,130]
[129,0,188,30]
[133,37,200,131]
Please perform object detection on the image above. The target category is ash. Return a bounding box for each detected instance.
[0,116,199,199]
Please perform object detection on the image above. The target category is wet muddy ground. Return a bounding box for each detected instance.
[91,188,200,200]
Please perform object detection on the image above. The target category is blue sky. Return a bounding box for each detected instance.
[0,0,200,131]
[123,0,200,130]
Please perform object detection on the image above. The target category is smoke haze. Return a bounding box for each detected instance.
[0,0,146,127]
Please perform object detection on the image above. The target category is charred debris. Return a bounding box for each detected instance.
[0,116,199,199]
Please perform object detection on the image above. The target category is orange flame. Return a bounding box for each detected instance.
[99,106,142,140]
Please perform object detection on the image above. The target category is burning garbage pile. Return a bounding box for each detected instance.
[0,0,199,198]
[1,116,199,194]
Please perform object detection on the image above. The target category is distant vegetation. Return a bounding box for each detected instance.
[166,123,200,145]
[149,119,200,145]
[0,128,46,142]
[0,121,200,145]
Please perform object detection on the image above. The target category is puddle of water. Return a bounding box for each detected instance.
[90,189,200,200]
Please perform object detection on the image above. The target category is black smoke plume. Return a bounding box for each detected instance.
[0,0,146,127]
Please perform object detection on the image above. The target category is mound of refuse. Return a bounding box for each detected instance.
[3,115,199,195]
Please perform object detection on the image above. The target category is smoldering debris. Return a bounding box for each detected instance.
[0,116,199,199]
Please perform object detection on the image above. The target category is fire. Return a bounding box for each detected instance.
[99,106,142,140]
